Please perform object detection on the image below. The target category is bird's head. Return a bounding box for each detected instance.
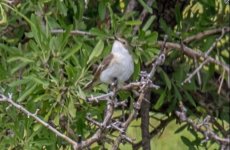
[112,37,129,54]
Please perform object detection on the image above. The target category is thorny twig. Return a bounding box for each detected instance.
[112,43,166,149]
[133,116,174,150]
[183,27,230,44]
[0,94,79,148]
[133,0,155,34]
[182,28,226,84]
[175,102,230,146]
[157,41,230,73]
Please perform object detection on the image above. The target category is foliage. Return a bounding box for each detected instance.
[0,0,229,149]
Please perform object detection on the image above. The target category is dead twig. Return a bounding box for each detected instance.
[0,94,79,149]
[183,27,230,44]
[175,102,230,146]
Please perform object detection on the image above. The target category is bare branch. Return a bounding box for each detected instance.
[112,50,166,149]
[51,29,93,36]
[175,102,230,145]
[157,41,230,73]
[218,70,226,94]
[182,59,209,84]
[125,0,138,14]
[183,27,230,44]
[182,28,227,84]
[133,0,155,34]
[86,91,114,102]
[0,94,79,148]
[194,58,202,85]
[133,116,174,150]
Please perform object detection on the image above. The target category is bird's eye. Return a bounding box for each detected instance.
[121,41,127,46]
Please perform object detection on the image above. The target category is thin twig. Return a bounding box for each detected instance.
[133,0,155,34]
[182,28,226,84]
[86,92,114,102]
[157,41,230,73]
[112,46,166,149]
[125,0,138,14]
[194,58,202,85]
[218,70,225,94]
[51,29,115,40]
[51,29,94,36]
[0,94,79,148]
[133,116,174,150]
[175,102,230,145]
[183,27,230,44]
[182,59,209,84]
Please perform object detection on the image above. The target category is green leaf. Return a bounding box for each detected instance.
[181,136,193,147]
[7,56,34,63]
[10,62,28,74]
[154,89,166,110]
[143,15,155,31]
[98,1,106,20]
[0,64,8,81]
[33,124,42,132]
[159,18,173,38]
[173,83,182,101]
[138,0,153,14]
[184,91,196,107]
[107,3,115,31]
[125,20,142,26]
[17,83,37,102]
[161,69,172,90]
[26,75,49,89]
[90,28,108,38]
[53,115,59,126]
[9,77,30,87]
[146,32,158,43]
[59,26,72,51]
[78,86,86,99]
[166,97,177,113]
[68,98,76,118]
[87,40,104,64]
[63,43,82,61]
[175,4,182,28]
[174,124,188,134]
[133,60,141,81]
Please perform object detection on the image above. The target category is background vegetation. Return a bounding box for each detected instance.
[0,0,229,149]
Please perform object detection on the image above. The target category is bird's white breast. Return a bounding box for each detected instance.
[100,51,134,84]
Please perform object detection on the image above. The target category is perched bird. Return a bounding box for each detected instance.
[84,39,134,90]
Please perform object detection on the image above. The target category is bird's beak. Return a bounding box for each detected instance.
[114,36,125,43]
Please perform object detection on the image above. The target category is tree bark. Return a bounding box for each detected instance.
[140,91,151,150]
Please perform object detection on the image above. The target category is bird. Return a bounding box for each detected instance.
[84,38,134,90]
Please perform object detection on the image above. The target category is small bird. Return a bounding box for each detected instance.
[84,39,134,90]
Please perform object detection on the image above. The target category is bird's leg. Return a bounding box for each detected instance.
[111,77,118,91]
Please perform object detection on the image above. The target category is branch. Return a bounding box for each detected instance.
[74,85,118,149]
[51,29,94,36]
[125,0,138,14]
[175,102,230,145]
[182,58,209,84]
[176,28,226,85]
[86,91,114,103]
[0,94,79,148]
[183,27,230,44]
[112,52,165,149]
[133,0,155,34]
[50,29,115,40]
[157,41,230,73]
[133,116,174,150]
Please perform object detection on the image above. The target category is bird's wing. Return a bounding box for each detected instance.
[83,53,114,90]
